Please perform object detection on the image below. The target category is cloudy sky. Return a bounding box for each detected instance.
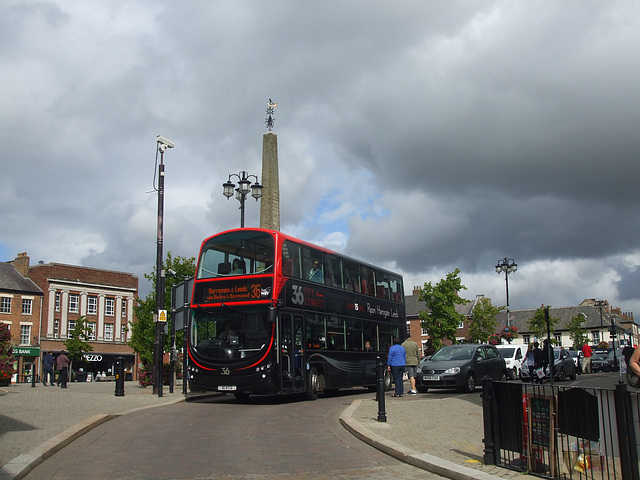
[2,1,640,318]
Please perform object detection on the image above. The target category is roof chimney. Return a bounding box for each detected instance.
[12,252,30,276]
[412,285,421,296]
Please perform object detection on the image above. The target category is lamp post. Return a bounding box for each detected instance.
[595,299,605,346]
[495,257,517,327]
[222,171,263,227]
[154,135,174,397]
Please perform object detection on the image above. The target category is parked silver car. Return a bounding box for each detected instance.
[416,344,508,393]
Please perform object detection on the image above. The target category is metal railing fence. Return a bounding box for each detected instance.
[482,379,639,480]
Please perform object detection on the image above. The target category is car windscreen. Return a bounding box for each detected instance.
[431,346,474,361]
[498,348,515,358]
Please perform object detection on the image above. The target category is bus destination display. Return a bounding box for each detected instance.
[194,278,273,304]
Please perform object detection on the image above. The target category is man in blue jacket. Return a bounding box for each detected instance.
[387,337,406,397]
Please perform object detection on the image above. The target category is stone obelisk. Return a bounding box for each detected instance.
[260,100,280,231]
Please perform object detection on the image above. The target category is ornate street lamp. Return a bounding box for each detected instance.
[223,171,263,228]
[495,257,517,327]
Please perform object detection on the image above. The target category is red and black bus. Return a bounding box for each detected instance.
[187,228,405,400]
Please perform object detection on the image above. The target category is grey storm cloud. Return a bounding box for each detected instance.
[1,1,639,313]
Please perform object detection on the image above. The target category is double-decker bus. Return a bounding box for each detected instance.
[187,228,405,400]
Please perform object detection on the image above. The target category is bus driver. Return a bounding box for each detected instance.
[218,321,239,346]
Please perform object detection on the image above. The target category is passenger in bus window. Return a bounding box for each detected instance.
[364,340,373,352]
[308,261,324,283]
[231,259,244,274]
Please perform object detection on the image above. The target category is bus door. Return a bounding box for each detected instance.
[279,313,305,391]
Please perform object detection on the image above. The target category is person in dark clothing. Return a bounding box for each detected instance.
[42,351,55,386]
[56,350,71,388]
[532,342,544,384]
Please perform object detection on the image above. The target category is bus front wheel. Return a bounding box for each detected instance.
[306,367,321,400]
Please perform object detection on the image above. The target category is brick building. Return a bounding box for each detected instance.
[10,253,139,381]
[405,286,486,356]
[0,258,44,382]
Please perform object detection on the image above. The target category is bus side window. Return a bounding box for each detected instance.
[282,240,301,279]
[361,266,374,297]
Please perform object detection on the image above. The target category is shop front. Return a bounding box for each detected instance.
[67,352,136,382]
[13,346,41,383]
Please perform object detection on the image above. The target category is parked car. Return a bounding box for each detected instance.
[602,347,626,373]
[496,344,527,379]
[520,347,577,381]
[568,349,583,374]
[416,344,508,393]
[590,351,609,372]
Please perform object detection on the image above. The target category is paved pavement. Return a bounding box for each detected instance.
[0,380,535,480]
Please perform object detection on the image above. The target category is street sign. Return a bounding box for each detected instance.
[158,310,167,323]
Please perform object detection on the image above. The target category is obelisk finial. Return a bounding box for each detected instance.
[266,99,277,131]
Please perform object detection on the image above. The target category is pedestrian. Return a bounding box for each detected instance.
[532,341,544,384]
[524,343,535,382]
[628,344,640,388]
[401,336,420,395]
[581,343,592,374]
[387,337,406,397]
[42,351,55,386]
[56,350,71,388]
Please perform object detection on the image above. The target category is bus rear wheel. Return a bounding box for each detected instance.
[384,369,393,391]
[306,367,321,400]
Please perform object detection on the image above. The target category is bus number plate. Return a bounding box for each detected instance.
[423,375,440,381]
[218,385,237,391]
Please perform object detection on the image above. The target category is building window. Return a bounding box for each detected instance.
[22,298,33,315]
[68,294,79,313]
[104,323,114,341]
[87,296,97,315]
[54,319,60,338]
[68,320,76,334]
[523,335,530,344]
[55,292,60,312]
[592,331,600,344]
[88,322,96,340]
[20,325,31,345]
[121,324,127,342]
[105,298,115,316]
[121,299,127,318]
[458,319,464,329]
[554,333,562,346]
[421,327,428,336]
[1,297,11,314]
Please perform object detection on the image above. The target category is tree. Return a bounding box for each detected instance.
[129,252,196,365]
[418,269,469,352]
[64,316,93,379]
[567,313,588,348]
[468,297,503,344]
[527,305,560,342]
[0,323,14,384]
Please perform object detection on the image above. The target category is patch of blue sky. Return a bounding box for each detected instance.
[0,244,13,261]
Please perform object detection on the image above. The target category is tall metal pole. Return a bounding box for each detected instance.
[504,269,510,328]
[239,191,246,228]
[153,151,165,397]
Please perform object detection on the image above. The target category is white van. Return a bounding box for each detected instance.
[496,344,527,380]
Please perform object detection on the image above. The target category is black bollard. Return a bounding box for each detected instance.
[31,363,36,388]
[481,376,496,465]
[376,356,387,422]
[115,356,125,397]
